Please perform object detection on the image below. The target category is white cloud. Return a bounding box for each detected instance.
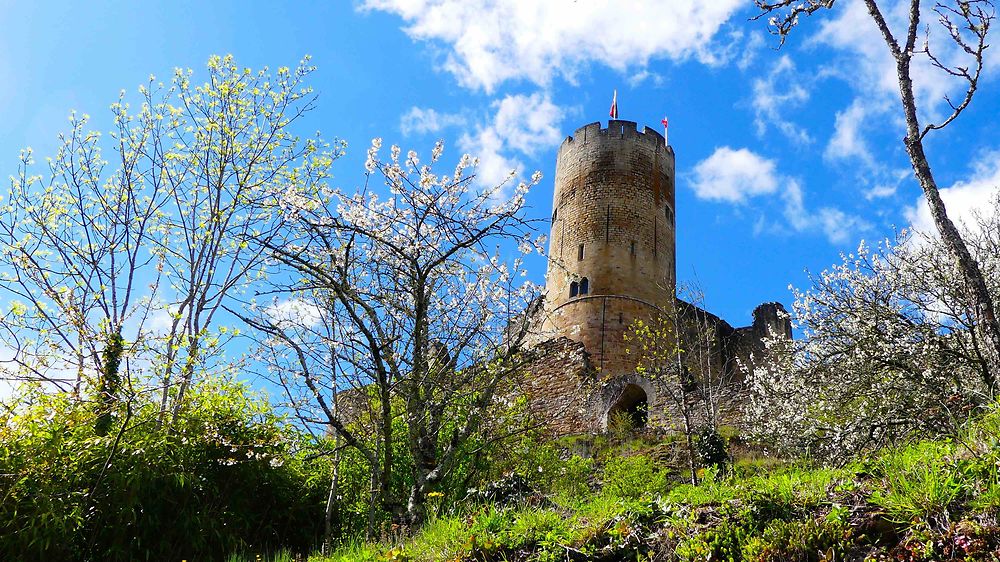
[362,0,745,92]
[751,55,811,143]
[691,146,779,203]
[813,0,1000,157]
[812,1,898,98]
[459,127,523,193]
[866,183,899,200]
[627,69,664,88]
[865,168,911,200]
[266,298,325,330]
[824,98,877,167]
[491,93,565,155]
[459,92,566,191]
[782,180,870,244]
[737,31,766,72]
[400,107,467,135]
[805,0,1000,210]
[821,87,909,202]
[692,146,869,244]
[145,306,176,336]
[813,0,983,114]
[905,153,1000,236]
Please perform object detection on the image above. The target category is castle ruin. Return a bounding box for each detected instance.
[521,120,791,435]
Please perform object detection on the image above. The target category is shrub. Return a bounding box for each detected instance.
[507,441,593,500]
[0,379,328,561]
[600,455,666,500]
[743,518,850,561]
[697,426,730,470]
[608,410,636,440]
[464,473,537,506]
[674,517,752,561]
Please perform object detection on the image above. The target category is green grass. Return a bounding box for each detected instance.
[308,408,1000,561]
[868,441,965,524]
[225,551,302,562]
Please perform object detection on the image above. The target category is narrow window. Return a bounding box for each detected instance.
[578,244,585,261]
[552,207,558,221]
[665,206,674,225]
[580,277,589,295]
[630,240,636,257]
[570,281,579,298]
[618,312,624,324]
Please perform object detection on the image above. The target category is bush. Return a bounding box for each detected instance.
[743,518,850,561]
[465,473,537,506]
[506,441,594,500]
[600,455,666,500]
[697,426,730,470]
[0,379,328,561]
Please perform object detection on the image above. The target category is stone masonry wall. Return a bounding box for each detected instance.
[540,120,676,381]
[517,336,601,435]
[517,120,792,437]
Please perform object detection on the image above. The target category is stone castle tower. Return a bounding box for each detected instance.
[521,119,791,435]
[541,120,676,378]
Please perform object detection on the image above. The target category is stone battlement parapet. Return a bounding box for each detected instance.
[559,120,672,155]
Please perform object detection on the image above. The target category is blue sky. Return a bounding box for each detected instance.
[3,0,1000,330]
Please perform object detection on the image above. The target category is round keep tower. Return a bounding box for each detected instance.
[541,120,676,378]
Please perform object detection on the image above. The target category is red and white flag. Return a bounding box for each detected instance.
[609,90,618,119]
[661,116,669,145]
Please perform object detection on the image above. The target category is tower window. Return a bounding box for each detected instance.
[665,206,674,225]
[552,207,558,221]
[570,281,579,297]
[578,244,585,261]
[630,240,636,257]
[580,277,589,295]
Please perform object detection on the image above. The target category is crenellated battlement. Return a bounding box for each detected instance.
[560,120,670,152]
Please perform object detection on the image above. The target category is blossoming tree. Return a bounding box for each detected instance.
[247,139,545,527]
[746,206,1000,459]
[754,0,1000,384]
[0,55,338,432]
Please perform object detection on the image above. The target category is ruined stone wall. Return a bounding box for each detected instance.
[517,336,602,435]
[540,120,676,380]
[674,299,739,385]
[583,300,789,434]
[729,302,792,378]
[333,300,792,439]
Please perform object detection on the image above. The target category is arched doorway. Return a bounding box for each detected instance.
[607,384,648,429]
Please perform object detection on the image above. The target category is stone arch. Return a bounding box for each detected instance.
[601,376,655,431]
[608,384,647,429]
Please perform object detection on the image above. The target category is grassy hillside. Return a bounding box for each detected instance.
[312,411,1000,561]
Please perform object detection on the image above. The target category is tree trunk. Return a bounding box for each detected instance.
[170,335,201,427]
[893,51,1000,392]
[366,464,379,539]
[405,481,428,527]
[681,402,699,486]
[323,445,341,554]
